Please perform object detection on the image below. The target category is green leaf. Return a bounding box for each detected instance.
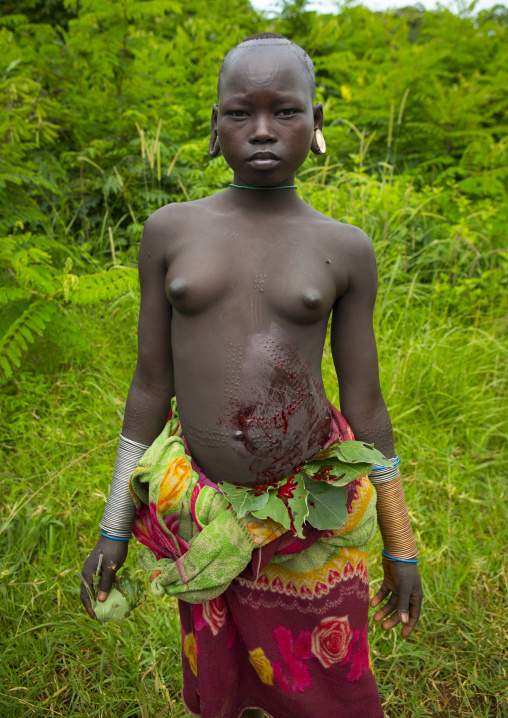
[311,439,343,461]
[287,474,309,539]
[251,491,292,531]
[304,478,348,531]
[115,569,146,609]
[336,441,392,467]
[304,460,373,487]
[219,483,269,518]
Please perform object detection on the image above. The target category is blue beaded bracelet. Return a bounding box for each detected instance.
[371,454,400,470]
[382,550,418,564]
[100,530,131,542]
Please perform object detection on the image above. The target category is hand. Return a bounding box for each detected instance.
[370,557,422,638]
[80,536,129,619]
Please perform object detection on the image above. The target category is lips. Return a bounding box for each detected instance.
[247,151,280,161]
[247,152,281,171]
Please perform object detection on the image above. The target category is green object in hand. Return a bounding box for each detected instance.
[78,553,146,622]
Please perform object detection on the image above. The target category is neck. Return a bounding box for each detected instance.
[227,173,302,211]
[230,183,297,190]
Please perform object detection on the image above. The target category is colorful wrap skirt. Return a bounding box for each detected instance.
[129,399,384,718]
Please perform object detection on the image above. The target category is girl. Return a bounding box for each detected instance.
[81,33,422,718]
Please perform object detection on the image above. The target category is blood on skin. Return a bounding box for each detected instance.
[221,324,331,484]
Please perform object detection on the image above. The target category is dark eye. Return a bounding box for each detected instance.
[227,110,248,118]
[277,109,298,117]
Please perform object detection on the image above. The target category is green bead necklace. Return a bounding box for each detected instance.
[229,183,297,190]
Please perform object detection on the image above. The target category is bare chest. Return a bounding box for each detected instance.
[165,229,343,325]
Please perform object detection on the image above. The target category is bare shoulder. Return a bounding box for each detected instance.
[145,196,214,226]
[139,196,215,262]
[335,223,376,282]
[304,207,377,282]
[306,207,372,252]
[142,199,200,241]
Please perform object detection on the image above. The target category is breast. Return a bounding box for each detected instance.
[168,276,188,301]
[165,251,231,315]
[302,288,323,310]
[266,281,335,326]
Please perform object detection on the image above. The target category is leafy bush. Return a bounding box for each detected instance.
[0,3,507,716]
[1,0,507,249]
[0,230,137,379]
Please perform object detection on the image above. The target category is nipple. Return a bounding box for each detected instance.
[303,289,322,309]
[168,277,187,299]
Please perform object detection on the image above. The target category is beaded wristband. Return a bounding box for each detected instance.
[368,455,400,484]
[382,550,418,564]
[100,530,131,542]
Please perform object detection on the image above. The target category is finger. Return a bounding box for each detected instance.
[80,575,97,619]
[400,616,418,638]
[98,559,118,601]
[400,604,420,637]
[381,611,401,631]
[396,588,411,626]
[373,596,398,624]
[370,582,390,608]
[400,589,423,638]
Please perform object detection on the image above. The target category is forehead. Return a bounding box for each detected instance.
[220,43,314,101]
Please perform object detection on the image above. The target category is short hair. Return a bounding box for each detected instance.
[217,33,316,98]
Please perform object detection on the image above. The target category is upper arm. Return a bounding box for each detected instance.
[330,227,383,419]
[133,208,174,393]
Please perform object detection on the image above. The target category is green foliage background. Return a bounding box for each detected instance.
[0,1,507,717]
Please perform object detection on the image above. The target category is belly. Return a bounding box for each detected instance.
[176,324,331,486]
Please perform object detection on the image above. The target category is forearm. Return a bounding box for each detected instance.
[100,372,174,538]
[341,399,418,559]
[374,477,418,559]
[340,396,395,458]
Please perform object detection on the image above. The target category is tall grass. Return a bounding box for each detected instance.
[1,166,507,717]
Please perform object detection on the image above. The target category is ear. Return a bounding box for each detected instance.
[310,102,325,156]
[209,104,220,158]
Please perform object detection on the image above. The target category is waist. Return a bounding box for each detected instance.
[184,402,350,490]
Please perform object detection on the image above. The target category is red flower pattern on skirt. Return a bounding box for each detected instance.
[311,615,353,668]
[347,625,371,682]
[202,595,227,636]
[272,626,313,694]
[133,503,189,561]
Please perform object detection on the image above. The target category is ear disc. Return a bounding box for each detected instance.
[314,129,326,155]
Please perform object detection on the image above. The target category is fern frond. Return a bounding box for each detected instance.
[0,287,32,303]
[71,267,138,305]
[0,301,57,379]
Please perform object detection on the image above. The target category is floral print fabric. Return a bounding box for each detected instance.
[180,536,384,718]
[131,399,384,717]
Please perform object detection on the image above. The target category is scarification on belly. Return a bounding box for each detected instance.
[224,342,242,403]
[183,424,227,449]
[181,325,330,483]
[221,323,331,481]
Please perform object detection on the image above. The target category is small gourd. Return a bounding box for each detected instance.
[78,553,146,622]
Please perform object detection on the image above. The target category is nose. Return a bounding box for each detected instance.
[250,113,276,143]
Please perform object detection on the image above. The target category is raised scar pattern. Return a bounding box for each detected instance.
[184,423,228,448]
[253,273,266,293]
[224,341,242,402]
[233,336,307,434]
